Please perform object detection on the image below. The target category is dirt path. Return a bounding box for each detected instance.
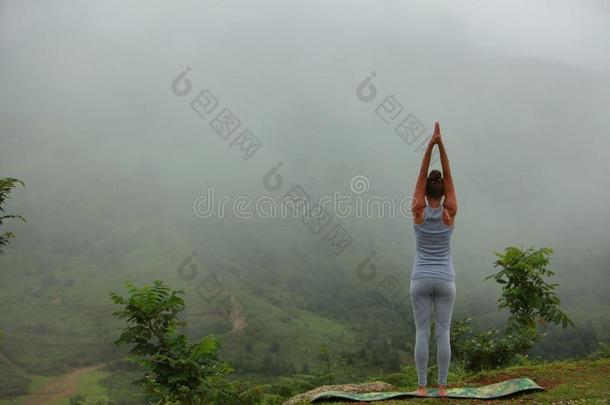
[23,363,106,405]
[229,295,247,333]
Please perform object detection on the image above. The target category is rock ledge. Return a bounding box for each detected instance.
[283,381,395,405]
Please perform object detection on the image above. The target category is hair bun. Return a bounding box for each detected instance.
[425,170,445,198]
[428,170,442,183]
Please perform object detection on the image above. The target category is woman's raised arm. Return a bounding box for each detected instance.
[437,126,457,218]
[412,123,439,221]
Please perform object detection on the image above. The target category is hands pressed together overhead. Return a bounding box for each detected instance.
[430,122,443,147]
[412,120,457,223]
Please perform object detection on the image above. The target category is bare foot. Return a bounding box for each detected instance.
[438,385,448,397]
[415,386,427,397]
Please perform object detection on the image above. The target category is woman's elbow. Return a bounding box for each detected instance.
[444,200,458,214]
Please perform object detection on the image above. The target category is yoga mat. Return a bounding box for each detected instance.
[311,377,544,401]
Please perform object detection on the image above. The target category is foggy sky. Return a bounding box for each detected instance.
[1,0,609,287]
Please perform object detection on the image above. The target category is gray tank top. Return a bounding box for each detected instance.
[411,205,455,282]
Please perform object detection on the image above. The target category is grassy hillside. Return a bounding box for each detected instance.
[401,357,609,404]
[288,356,610,405]
[1,226,609,397]
[1,200,608,400]
[1,354,608,404]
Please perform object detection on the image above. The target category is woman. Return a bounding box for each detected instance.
[410,122,457,397]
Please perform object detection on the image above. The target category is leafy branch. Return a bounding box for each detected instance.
[0,177,26,255]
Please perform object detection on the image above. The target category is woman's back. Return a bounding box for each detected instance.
[411,205,455,282]
[408,122,457,394]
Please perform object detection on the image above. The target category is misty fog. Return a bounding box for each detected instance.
[1,0,609,402]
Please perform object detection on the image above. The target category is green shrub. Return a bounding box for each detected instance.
[486,246,573,333]
[452,246,574,372]
[110,280,234,404]
[110,280,286,404]
[451,318,538,372]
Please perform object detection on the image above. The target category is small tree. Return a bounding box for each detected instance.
[0,177,25,255]
[486,246,574,335]
[110,280,234,404]
[452,246,574,371]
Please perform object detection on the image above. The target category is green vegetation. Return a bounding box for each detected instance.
[0,175,608,404]
[1,254,609,404]
[110,281,239,404]
[0,177,25,256]
[105,280,363,404]
[98,246,601,403]
[372,355,610,404]
[0,356,29,398]
[452,246,575,372]
[0,177,27,392]
[488,246,574,333]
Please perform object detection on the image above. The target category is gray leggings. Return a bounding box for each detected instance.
[409,277,456,386]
